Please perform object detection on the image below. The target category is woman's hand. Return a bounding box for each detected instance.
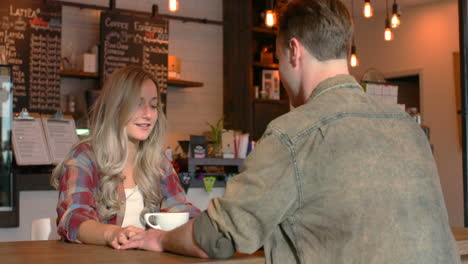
[105,226,144,249]
[120,220,209,259]
[120,228,165,251]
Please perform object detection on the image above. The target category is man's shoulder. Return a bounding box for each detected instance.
[266,105,326,141]
[266,91,409,142]
[267,90,347,132]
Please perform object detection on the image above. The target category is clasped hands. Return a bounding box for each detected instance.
[106,226,164,251]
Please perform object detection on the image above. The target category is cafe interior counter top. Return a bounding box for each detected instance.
[0,240,265,264]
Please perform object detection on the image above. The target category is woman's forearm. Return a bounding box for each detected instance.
[77,219,120,245]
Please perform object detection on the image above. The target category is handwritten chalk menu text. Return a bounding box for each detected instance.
[0,0,61,114]
[100,12,168,112]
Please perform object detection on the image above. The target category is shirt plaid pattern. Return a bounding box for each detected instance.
[56,143,201,242]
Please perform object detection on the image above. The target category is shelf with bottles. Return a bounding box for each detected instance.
[252,67,286,99]
[252,35,277,64]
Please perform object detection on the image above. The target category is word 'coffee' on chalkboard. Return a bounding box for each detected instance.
[100,12,168,112]
[0,0,61,114]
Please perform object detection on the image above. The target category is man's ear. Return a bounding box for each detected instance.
[288,38,301,67]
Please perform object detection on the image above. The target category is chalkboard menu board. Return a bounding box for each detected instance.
[0,0,61,114]
[100,12,168,112]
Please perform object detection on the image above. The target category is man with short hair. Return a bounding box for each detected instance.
[121,0,460,263]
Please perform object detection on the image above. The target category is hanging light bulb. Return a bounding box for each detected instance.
[169,0,178,12]
[349,0,359,68]
[363,0,373,18]
[384,0,393,41]
[391,0,401,28]
[265,10,276,27]
[350,44,359,67]
[384,18,394,41]
[264,0,276,27]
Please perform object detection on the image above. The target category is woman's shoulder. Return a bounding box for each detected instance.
[64,142,96,167]
[159,157,175,178]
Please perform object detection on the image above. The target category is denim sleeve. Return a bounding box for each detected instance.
[202,130,298,254]
[193,211,235,259]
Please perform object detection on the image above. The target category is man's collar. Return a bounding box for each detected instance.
[307,74,361,102]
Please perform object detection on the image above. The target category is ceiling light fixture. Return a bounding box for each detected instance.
[391,0,401,28]
[350,44,359,67]
[363,0,373,18]
[265,0,276,27]
[350,0,359,67]
[265,10,276,27]
[168,0,178,12]
[384,0,394,41]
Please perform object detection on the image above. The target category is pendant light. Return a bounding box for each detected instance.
[384,19,393,41]
[169,0,178,12]
[265,10,276,27]
[363,0,373,18]
[350,44,359,67]
[384,0,394,41]
[391,0,401,28]
[265,0,276,27]
[349,0,359,67]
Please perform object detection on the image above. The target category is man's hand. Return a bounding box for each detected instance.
[120,228,165,251]
[105,226,144,249]
[120,220,209,259]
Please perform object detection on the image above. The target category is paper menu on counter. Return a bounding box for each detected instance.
[12,118,51,165]
[41,118,79,164]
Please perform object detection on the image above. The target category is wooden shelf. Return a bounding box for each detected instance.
[60,71,202,88]
[60,70,99,79]
[168,78,203,87]
[254,99,289,105]
[252,27,276,35]
[253,62,278,69]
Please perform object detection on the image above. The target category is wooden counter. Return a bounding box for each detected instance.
[0,240,265,264]
[453,227,468,242]
[452,227,468,263]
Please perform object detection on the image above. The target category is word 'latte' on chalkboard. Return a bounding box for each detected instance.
[0,0,61,114]
[100,12,169,113]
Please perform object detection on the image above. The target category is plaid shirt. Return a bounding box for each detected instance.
[56,143,201,242]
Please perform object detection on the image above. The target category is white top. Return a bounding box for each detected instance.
[121,186,145,230]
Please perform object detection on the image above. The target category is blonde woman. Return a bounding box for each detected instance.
[51,66,200,249]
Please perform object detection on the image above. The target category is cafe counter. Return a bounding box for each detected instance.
[0,240,265,264]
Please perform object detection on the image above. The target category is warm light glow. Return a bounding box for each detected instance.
[363,1,373,18]
[350,53,358,67]
[350,45,359,67]
[169,0,178,12]
[265,10,276,27]
[391,13,400,28]
[384,27,393,41]
[391,2,401,28]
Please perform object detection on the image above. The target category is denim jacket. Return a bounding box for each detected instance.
[194,75,460,263]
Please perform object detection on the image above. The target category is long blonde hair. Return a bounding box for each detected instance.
[51,66,167,220]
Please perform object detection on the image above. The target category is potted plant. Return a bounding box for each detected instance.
[206,116,224,158]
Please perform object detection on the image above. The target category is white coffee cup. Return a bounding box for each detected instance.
[144,212,189,231]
